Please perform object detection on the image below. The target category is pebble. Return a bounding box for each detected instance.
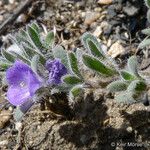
[98,0,112,5]
[107,5,117,19]
[100,21,109,30]
[0,110,12,129]
[0,140,8,146]
[0,15,4,22]
[93,26,102,37]
[16,14,28,23]
[108,41,125,58]
[9,0,15,4]
[15,122,22,130]
[126,126,133,133]
[123,5,139,16]
[84,12,100,25]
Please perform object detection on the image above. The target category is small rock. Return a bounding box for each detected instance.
[98,0,112,5]
[9,0,15,4]
[0,15,4,22]
[16,14,28,23]
[93,26,102,37]
[123,5,139,16]
[15,122,22,130]
[0,110,12,129]
[100,21,112,36]
[107,5,117,19]
[94,7,102,12]
[84,12,100,25]
[100,21,109,30]
[126,126,133,133]
[0,140,8,146]
[108,41,125,58]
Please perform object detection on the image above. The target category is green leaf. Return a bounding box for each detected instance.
[9,51,30,64]
[120,70,136,81]
[0,63,11,70]
[27,25,43,50]
[45,31,54,49]
[82,54,117,76]
[52,45,69,69]
[31,55,39,73]
[69,84,84,99]
[127,80,147,92]
[22,42,45,64]
[14,107,24,122]
[107,80,128,92]
[81,32,105,59]
[21,42,35,58]
[63,75,83,85]
[17,29,29,44]
[9,34,29,59]
[1,48,15,63]
[115,92,136,104]
[68,52,82,77]
[138,39,150,48]
[14,99,34,121]
[127,56,139,76]
[141,28,150,35]
[145,0,150,8]
[147,9,150,23]
[0,57,12,69]
[76,48,84,61]
[31,22,40,33]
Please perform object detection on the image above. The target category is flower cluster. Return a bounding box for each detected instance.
[46,59,67,85]
[6,59,67,106]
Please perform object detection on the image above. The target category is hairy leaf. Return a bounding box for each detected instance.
[27,25,43,50]
[9,34,30,59]
[120,70,136,81]
[31,55,40,73]
[127,80,147,92]
[145,0,150,8]
[115,92,136,104]
[45,31,54,49]
[76,48,84,61]
[127,56,139,76]
[138,39,150,48]
[81,32,105,59]
[82,54,117,76]
[68,52,82,77]
[141,28,150,35]
[1,48,15,63]
[52,45,69,69]
[31,22,40,33]
[69,84,84,99]
[22,41,45,64]
[14,99,34,121]
[0,57,12,69]
[107,80,128,92]
[147,9,150,23]
[63,75,83,85]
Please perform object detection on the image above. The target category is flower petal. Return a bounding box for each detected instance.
[7,85,31,106]
[28,71,41,96]
[6,60,31,85]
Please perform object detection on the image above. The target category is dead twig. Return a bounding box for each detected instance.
[0,0,34,35]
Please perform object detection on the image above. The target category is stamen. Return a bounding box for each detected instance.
[20,82,26,87]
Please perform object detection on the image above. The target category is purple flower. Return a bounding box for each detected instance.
[6,60,42,106]
[46,58,67,85]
